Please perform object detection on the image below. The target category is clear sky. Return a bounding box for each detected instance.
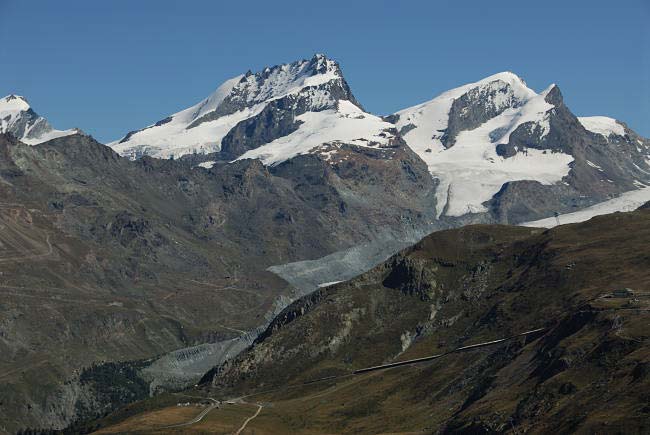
[1,0,648,142]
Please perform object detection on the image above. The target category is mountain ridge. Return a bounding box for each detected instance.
[197,208,650,434]
[4,55,649,226]
[101,55,650,224]
[87,207,650,434]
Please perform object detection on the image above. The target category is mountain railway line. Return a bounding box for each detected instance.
[163,326,549,432]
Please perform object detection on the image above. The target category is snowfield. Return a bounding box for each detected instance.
[236,100,395,165]
[578,116,626,138]
[394,73,573,217]
[522,187,650,228]
[19,129,78,145]
[109,75,249,159]
[197,161,216,169]
[393,72,538,152]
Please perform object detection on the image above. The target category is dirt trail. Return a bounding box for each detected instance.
[0,359,49,381]
[0,233,53,263]
[233,403,263,435]
[187,279,261,297]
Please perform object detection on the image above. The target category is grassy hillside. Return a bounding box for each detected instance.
[91,208,650,433]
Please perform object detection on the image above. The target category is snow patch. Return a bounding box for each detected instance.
[236,100,394,166]
[400,331,415,352]
[586,160,604,171]
[196,161,216,169]
[578,116,625,138]
[318,281,342,288]
[522,187,650,228]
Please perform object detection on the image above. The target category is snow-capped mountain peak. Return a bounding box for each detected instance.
[392,73,573,217]
[1,95,31,132]
[444,71,537,103]
[392,72,538,151]
[223,54,343,110]
[0,94,78,145]
[1,94,31,112]
[110,54,356,159]
[106,60,650,225]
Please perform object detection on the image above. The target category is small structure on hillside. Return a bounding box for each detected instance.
[612,288,635,298]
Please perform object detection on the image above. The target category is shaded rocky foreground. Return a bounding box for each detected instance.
[0,131,444,433]
[83,207,650,434]
[207,209,650,433]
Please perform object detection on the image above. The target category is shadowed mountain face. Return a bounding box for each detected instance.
[195,209,650,434]
[0,131,439,432]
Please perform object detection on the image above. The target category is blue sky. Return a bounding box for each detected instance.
[1,0,648,142]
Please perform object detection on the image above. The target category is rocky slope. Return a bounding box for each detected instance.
[0,121,440,433]
[190,208,650,434]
